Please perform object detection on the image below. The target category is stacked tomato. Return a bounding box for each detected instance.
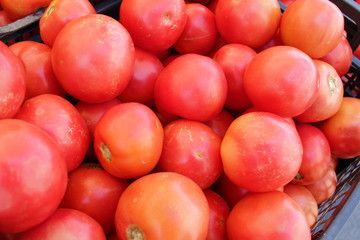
[1,0,360,239]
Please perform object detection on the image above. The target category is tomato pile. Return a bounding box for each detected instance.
[1,0,360,239]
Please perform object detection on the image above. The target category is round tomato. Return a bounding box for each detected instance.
[0,0,52,20]
[203,108,234,138]
[0,119,67,233]
[52,14,135,103]
[115,172,210,240]
[305,167,337,204]
[0,10,13,26]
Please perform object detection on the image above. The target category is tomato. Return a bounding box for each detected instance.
[156,119,223,189]
[0,41,26,120]
[60,163,128,234]
[0,0,52,20]
[118,47,164,107]
[0,10,13,26]
[203,108,234,138]
[242,107,295,126]
[207,0,218,13]
[280,0,297,6]
[16,208,106,240]
[0,119,67,233]
[215,0,281,49]
[115,172,210,240]
[173,3,218,55]
[280,0,344,59]
[256,28,283,52]
[221,112,303,192]
[9,41,67,101]
[213,43,256,111]
[203,189,230,240]
[94,102,163,179]
[226,191,311,240]
[243,46,319,118]
[14,94,90,172]
[283,183,318,227]
[319,97,360,159]
[305,167,337,204]
[39,0,96,47]
[119,0,187,52]
[52,14,135,103]
[330,155,339,170]
[155,54,227,121]
[295,60,343,123]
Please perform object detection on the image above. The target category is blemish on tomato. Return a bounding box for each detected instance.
[328,75,337,93]
[100,142,112,162]
[46,4,55,16]
[126,224,145,240]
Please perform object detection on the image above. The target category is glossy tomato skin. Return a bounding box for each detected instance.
[0,10,13,26]
[9,41,67,101]
[156,119,223,189]
[16,208,106,240]
[215,0,281,49]
[119,0,187,52]
[14,94,90,172]
[52,14,135,103]
[39,0,96,47]
[226,191,311,240]
[155,54,227,121]
[221,112,303,192]
[94,102,163,179]
[0,0,52,20]
[0,119,67,233]
[280,0,344,59]
[0,41,26,120]
[305,167,337,204]
[115,172,210,240]
[60,163,128,234]
[244,46,319,118]
[203,108,234,138]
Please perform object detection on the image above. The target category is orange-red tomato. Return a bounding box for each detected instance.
[0,0,52,20]
[305,167,337,204]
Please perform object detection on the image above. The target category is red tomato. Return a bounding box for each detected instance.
[16,208,106,240]
[203,108,234,138]
[256,28,283,52]
[173,3,218,54]
[0,41,26,120]
[15,94,90,172]
[115,172,210,240]
[215,0,281,49]
[330,155,339,170]
[119,0,187,52]
[9,41,67,101]
[226,191,311,239]
[94,102,163,179]
[204,189,230,240]
[280,0,297,6]
[118,47,164,107]
[242,106,295,126]
[155,54,227,121]
[39,0,96,47]
[51,14,135,103]
[305,167,337,204]
[243,46,319,118]
[280,0,344,58]
[60,163,128,234]
[295,60,343,123]
[156,119,223,189]
[0,0,52,20]
[283,183,318,227]
[0,10,13,26]
[221,112,303,192]
[213,43,256,111]
[0,119,67,233]
[319,97,360,159]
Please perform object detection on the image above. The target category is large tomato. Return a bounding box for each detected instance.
[280,0,344,58]
[51,14,135,103]
[119,0,187,52]
[305,167,337,204]
[0,0,52,20]
[243,46,319,118]
[115,172,210,240]
[0,119,67,233]
[221,112,303,192]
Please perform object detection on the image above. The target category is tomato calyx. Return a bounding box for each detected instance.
[126,224,145,240]
[294,172,304,181]
[100,142,112,162]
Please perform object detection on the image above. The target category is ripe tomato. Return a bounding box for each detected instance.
[39,0,96,47]
[173,3,218,55]
[156,119,223,189]
[9,41,67,101]
[305,167,337,204]
[119,0,187,52]
[215,0,281,49]
[226,191,311,239]
[52,14,135,103]
[118,47,164,107]
[0,10,13,26]
[60,163,128,234]
[203,108,234,138]
[0,0,52,20]
[221,112,303,192]
[16,208,106,240]
[0,119,67,233]
[0,41,26,120]
[115,172,210,240]
[155,54,227,121]
[280,0,344,58]
[243,46,319,118]
[15,94,90,172]
[94,102,163,179]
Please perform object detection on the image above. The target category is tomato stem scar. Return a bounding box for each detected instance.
[126,224,145,240]
[100,142,112,162]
